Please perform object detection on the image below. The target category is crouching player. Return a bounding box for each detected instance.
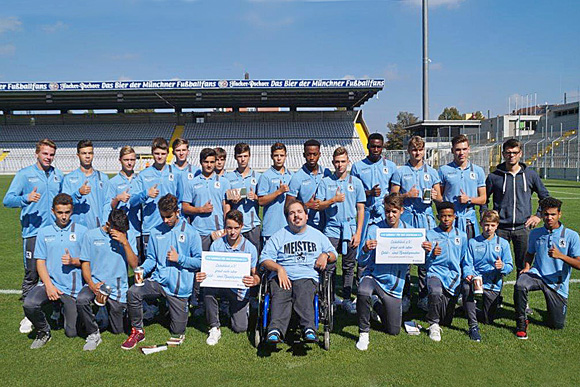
[23,193,88,349]
[121,194,202,349]
[260,201,337,345]
[461,210,513,342]
[77,209,138,351]
[355,193,409,351]
[195,210,259,345]
[514,197,580,339]
[422,202,469,342]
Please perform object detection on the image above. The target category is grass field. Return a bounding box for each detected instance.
[1,175,580,386]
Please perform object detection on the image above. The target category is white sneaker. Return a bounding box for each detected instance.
[356,332,369,351]
[342,299,357,315]
[83,331,102,351]
[206,327,221,346]
[417,296,429,312]
[402,296,411,313]
[20,317,33,334]
[429,324,442,342]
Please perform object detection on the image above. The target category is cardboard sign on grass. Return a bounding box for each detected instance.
[200,251,252,289]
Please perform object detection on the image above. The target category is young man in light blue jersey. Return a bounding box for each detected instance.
[23,193,88,349]
[195,210,260,345]
[104,146,143,260]
[351,133,397,230]
[391,136,442,312]
[514,197,580,339]
[317,147,365,313]
[172,138,200,202]
[438,134,486,239]
[214,147,227,178]
[421,201,469,342]
[257,142,293,245]
[3,139,63,333]
[182,147,231,251]
[286,139,332,231]
[225,143,262,252]
[355,193,410,351]
[77,208,138,351]
[121,194,202,349]
[130,138,179,253]
[62,140,110,230]
[461,210,513,342]
[260,200,337,345]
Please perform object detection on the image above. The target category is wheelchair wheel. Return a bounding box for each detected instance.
[323,330,330,351]
[254,271,269,347]
[325,271,334,332]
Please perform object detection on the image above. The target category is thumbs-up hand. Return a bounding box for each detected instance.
[79,180,91,195]
[202,200,213,213]
[147,184,159,199]
[167,245,179,262]
[278,183,290,194]
[247,188,257,201]
[371,184,381,197]
[306,195,320,210]
[27,186,41,203]
[433,241,442,256]
[61,248,72,265]
[117,188,131,203]
[333,187,345,203]
[408,185,419,198]
[458,189,470,204]
[494,257,504,270]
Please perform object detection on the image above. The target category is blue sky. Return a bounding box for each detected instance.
[1,0,579,133]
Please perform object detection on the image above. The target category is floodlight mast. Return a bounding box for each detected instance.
[423,0,429,121]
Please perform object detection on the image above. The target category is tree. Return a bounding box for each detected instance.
[469,111,485,120]
[438,107,462,120]
[385,111,418,150]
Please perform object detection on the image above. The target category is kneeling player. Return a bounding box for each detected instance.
[461,210,513,342]
[121,194,202,349]
[196,210,259,345]
[260,201,337,345]
[422,202,469,342]
[23,193,88,349]
[77,209,138,351]
[355,193,409,351]
[514,197,580,339]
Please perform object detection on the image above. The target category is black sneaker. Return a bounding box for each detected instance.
[30,331,51,349]
[468,325,481,342]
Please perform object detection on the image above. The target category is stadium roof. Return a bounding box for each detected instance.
[0,79,384,112]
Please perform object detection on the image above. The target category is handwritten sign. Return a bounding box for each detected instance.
[200,252,252,289]
[375,228,426,264]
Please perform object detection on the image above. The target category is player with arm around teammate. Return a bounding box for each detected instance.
[77,208,138,351]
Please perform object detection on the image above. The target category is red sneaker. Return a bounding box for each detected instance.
[516,320,529,340]
[121,327,145,350]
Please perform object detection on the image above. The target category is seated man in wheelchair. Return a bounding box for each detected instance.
[260,200,337,344]
[356,193,410,351]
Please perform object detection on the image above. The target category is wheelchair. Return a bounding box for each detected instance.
[254,269,334,350]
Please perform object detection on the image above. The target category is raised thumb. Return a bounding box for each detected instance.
[84,180,89,186]
[32,186,38,192]
[153,184,158,189]
[65,248,70,255]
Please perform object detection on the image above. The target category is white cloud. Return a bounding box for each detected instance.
[0,44,16,56]
[0,16,21,34]
[42,21,68,33]
[406,0,465,8]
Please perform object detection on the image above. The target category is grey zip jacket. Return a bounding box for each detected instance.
[484,162,550,230]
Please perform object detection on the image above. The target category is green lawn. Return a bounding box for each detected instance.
[1,176,580,386]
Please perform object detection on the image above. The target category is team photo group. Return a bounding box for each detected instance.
[4,132,580,353]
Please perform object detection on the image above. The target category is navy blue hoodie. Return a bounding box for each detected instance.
[484,162,550,230]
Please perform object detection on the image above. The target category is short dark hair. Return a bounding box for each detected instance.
[108,209,129,233]
[436,201,455,214]
[284,200,306,218]
[503,138,521,151]
[368,133,384,143]
[383,193,404,210]
[225,210,244,226]
[215,147,227,158]
[540,197,562,212]
[200,148,217,163]
[77,140,93,153]
[53,193,73,208]
[304,139,321,149]
[234,143,251,156]
[451,134,469,148]
[271,142,286,155]
[151,137,169,152]
[158,194,179,213]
